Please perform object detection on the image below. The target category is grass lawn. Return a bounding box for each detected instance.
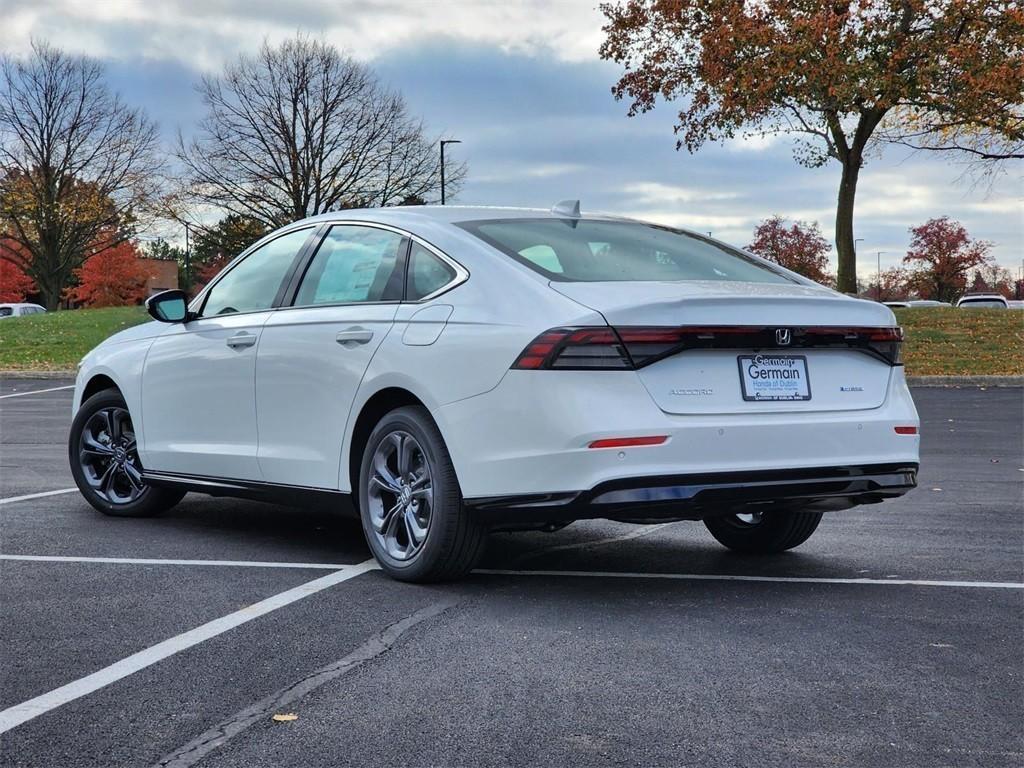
[0,306,148,371]
[0,304,1020,376]
[895,307,1023,376]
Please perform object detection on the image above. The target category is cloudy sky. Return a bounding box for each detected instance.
[3,0,1021,276]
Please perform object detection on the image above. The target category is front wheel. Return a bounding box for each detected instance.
[69,389,185,517]
[703,510,823,554]
[358,406,487,582]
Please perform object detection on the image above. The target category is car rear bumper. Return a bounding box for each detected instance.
[434,366,920,500]
[464,462,918,523]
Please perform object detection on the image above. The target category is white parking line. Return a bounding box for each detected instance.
[0,558,379,734]
[0,554,353,570]
[0,385,74,400]
[0,488,78,505]
[475,569,1024,590]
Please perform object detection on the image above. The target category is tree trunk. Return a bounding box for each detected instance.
[834,159,860,294]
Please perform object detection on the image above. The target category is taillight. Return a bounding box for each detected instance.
[869,327,904,365]
[511,325,905,370]
[511,327,632,370]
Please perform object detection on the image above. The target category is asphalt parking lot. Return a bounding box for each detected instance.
[0,378,1021,768]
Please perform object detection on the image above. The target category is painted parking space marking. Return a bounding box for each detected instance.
[0,488,78,505]
[476,569,1024,590]
[0,385,75,400]
[0,559,379,734]
[0,554,355,570]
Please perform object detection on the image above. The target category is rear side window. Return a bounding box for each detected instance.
[406,243,457,300]
[201,228,311,317]
[458,219,795,284]
[295,225,406,306]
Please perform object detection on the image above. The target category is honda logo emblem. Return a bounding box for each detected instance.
[775,328,792,346]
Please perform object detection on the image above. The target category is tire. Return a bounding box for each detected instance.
[703,509,823,554]
[69,389,185,518]
[358,405,486,582]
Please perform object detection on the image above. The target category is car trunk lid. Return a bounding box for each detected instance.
[550,280,897,415]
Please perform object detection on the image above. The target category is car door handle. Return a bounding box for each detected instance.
[336,328,374,346]
[226,332,258,349]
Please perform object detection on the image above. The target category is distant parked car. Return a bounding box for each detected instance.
[1006,300,1024,310]
[0,303,46,318]
[906,300,952,308]
[883,301,910,308]
[956,294,1008,309]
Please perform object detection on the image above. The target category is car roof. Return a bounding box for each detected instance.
[298,204,640,228]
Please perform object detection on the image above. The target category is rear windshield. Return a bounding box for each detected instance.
[457,218,795,284]
[959,299,1006,308]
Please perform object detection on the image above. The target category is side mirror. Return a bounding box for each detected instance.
[146,290,192,323]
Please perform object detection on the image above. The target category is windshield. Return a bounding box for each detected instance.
[959,299,1006,309]
[457,218,796,284]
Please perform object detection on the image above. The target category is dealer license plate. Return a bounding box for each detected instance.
[737,355,811,401]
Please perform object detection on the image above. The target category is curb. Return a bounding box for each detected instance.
[906,375,1023,387]
[0,370,77,379]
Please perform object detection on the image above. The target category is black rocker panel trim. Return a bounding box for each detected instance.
[141,471,356,516]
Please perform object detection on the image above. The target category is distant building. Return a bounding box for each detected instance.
[137,258,179,297]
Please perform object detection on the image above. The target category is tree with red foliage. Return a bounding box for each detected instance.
[970,263,1015,298]
[0,237,35,301]
[874,267,912,302]
[903,217,992,303]
[69,240,148,307]
[746,217,833,286]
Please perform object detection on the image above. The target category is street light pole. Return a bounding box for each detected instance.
[439,139,461,205]
[876,251,884,300]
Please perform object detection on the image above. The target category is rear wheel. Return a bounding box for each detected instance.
[358,406,486,582]
[703,509,822,554]
[69,389,185,517]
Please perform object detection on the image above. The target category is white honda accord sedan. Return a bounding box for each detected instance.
[69,203,920,581]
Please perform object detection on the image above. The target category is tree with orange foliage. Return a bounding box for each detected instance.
[0,43,161,309]
[746,217,833,286]
[69,241,148,307]
[0,237,35,301]
[903,217,992,303]
[599,1,1023,293]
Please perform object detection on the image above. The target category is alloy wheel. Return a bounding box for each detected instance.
[733,511,765,526]
[78,407,147,504]
[366,430,433,561]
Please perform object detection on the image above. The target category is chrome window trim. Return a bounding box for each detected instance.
[290,219,469,306]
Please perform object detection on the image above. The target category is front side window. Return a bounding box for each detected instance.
[201,228,311,317]
[295,225,406,306]
[406,242,457,300]
[458,218,796,284]
[0,307,12,317]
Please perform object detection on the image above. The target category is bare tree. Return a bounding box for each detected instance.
[0,41,162,309]
[177,36,463,228]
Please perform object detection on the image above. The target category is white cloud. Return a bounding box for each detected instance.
[0,0,607,67]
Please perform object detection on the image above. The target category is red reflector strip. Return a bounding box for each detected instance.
[894,426,918,435]
[588,436,668,449]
